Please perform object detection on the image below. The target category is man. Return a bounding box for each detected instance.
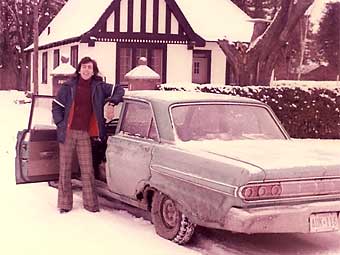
[52,56,124,213]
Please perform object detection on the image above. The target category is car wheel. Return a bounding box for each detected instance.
[151,192,196,244]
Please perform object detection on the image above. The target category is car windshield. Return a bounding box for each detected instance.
[171,103,286,142]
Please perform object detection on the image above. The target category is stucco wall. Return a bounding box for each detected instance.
[31,41,226,94]
[166,44,192,83]
[31,42,117,95]
[78,42,117,84]
[166,42,227,85]
[31,43,79,95]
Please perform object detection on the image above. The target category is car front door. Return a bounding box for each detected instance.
[15,95,78,184]
[105,100,159,198]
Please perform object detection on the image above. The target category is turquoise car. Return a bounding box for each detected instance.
[16,90,340,244]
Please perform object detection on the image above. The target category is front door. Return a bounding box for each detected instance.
[15,95,78,184]
[192,50,211,84]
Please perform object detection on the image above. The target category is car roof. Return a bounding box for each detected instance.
[124,90,262,105]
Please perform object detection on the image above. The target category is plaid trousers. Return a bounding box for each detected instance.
[58,129,99,211]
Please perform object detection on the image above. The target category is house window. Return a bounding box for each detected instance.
[193,62,200,74]
[117,43,166,85]
[53,49,60,69]
[119,48,133,84]
[42,52,48,84]
[151,49,162,80]
[70,45,78,68]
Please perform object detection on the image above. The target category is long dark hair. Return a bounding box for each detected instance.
[75,56,102,80]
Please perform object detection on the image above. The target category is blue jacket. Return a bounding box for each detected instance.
[52,76,124,143]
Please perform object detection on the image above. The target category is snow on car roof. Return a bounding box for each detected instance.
[124,90,261,104]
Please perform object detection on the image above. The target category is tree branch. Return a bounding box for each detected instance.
[248,0,314,68]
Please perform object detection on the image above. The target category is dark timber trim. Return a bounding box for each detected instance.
[86,0,205,46]
[26,0,207,52]
[141,0,147,33]
[114,1,120,32]
[25,36,81,52]
[165,5,171,34]
[164,0,205,47]
[127,0,134,32]
[96,31,189,42]
[153,0,159,33]
[79,0,121,43]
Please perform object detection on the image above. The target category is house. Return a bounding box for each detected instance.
[25,0,254,95]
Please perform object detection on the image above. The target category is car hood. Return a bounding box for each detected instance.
[177,139,340,180]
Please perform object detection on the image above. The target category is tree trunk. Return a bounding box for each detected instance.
[33,0,39,94]
[218,0,314,86]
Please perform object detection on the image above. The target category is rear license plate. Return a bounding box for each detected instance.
[310,212,339,232]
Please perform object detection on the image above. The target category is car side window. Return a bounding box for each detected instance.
[31,97,56,130]
[120,101,158,141]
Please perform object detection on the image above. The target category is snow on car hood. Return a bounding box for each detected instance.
[177,139,340,179]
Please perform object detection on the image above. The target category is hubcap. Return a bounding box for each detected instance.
[161,198,179,228]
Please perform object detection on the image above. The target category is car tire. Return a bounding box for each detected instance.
[151,192,196,244]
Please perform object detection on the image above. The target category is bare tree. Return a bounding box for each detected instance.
[219,0,315,86]
[0,0,65,91]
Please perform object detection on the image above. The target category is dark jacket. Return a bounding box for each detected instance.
[52,76,124,143]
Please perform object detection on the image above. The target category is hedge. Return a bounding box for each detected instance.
[160,84,340,139]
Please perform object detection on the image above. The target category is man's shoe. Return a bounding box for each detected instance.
[59,209,70,214]
[85,208,100,213]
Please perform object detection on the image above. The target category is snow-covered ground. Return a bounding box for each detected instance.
[2,90,340,255]
[0,90,200,255]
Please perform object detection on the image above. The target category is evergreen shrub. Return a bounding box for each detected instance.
[160,84,340,139]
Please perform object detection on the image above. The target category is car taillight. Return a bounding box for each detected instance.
[240,183,282,201]
[239,178,340,202]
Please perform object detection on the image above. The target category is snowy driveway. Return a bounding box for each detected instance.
[1,91,340,255]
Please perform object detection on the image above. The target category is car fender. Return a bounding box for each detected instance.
[148,145,264,227]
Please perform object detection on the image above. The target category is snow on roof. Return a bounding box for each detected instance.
[175,0,254,42]
[125,58,160,80]
[50,62,76,75]
[26,0,113,50]
[26,0,253,51]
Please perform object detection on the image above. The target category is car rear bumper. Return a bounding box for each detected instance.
[224,200,340,234]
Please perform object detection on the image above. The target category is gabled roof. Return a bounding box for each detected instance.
[26,0,253,51]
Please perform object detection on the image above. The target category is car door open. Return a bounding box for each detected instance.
[15,95,78,184]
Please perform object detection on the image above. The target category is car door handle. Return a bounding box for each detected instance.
[40,151,56,159]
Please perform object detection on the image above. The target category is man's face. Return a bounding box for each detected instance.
[80,62,94,80]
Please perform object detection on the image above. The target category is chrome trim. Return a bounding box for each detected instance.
[245,176,340,183]
[151,164,237,197]
[239,193,340,204]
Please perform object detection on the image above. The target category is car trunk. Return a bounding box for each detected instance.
[177,139,340,181]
